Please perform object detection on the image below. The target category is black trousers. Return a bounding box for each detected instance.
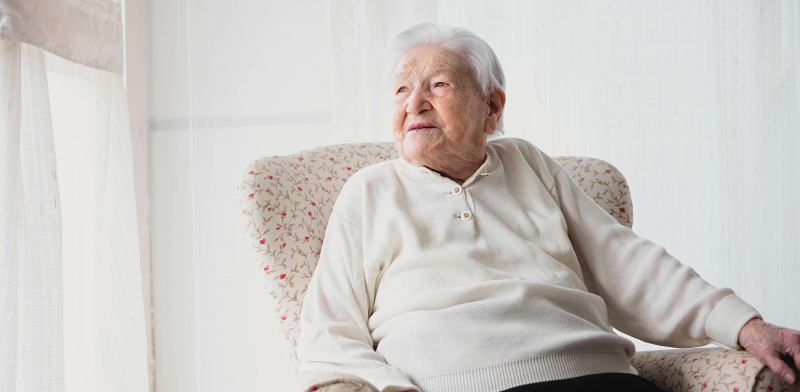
[500,373,664,392]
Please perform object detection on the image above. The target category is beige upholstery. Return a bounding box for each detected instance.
[238,141,797,392]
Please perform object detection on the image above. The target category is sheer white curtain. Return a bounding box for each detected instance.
[329,0,437,143]
[148,0,799,391]
[0,39,66,392]
[0,0,148,391]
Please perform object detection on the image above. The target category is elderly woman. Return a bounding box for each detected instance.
[296,22,800,392]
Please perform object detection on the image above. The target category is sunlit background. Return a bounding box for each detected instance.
[143,1,799,391]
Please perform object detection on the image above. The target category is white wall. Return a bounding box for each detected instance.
[149,1,333,390]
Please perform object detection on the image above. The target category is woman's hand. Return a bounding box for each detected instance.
[738,318,800,385]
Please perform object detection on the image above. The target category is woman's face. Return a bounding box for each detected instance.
[391,46,494,172]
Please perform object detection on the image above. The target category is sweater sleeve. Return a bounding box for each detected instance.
[550,166,761,350]
[296,209,420,392]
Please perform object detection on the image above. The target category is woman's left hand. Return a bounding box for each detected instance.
[738,318,800,385]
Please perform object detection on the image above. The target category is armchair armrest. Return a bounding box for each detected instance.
[632,348,799,392]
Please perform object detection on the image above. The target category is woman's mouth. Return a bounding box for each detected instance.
[407,122,436,132]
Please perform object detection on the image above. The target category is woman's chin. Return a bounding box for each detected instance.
[402,142,430,164]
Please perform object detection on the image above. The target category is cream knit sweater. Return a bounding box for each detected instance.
[296,138,761,392]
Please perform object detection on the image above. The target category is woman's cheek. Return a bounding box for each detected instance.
[390,106,406,131]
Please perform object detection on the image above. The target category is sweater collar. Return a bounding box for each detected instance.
[393,143,500,188]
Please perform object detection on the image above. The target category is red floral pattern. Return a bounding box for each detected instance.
[632,348,799,392]
[555,156,633,228]
[239,142,401,372]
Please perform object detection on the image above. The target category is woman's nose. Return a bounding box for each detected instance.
[406,90,432,115]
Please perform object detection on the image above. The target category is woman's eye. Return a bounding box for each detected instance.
[434,82,446,87]
[396,86,408,94]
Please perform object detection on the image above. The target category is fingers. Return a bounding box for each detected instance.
[786,331,800,372]
[763,352,796,385]
[739,322,800,385]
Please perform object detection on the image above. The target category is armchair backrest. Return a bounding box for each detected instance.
[237,141,633,372]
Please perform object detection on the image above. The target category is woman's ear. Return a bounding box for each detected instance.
[485,88,506,135]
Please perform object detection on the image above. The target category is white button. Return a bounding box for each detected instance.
[453,186,462,194]
[461,211,471,220]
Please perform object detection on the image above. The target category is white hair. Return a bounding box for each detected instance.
[386,21,506,136]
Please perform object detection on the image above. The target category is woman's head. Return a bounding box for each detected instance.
[387,22,506,180]
[386,22,506,117]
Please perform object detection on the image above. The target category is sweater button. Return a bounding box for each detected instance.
[461,212,471,220]
[453,186,462,194]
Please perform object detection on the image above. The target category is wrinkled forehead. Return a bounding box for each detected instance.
[393,46,470,85]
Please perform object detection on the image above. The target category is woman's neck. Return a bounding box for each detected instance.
[423,155,485,185]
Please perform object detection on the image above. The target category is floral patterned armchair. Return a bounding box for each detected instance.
[238,142,797,392]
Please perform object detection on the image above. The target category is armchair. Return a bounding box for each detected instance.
[238,142,796,392]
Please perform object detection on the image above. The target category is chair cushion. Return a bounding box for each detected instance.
[238,141,633,372]
[631,348,800,392]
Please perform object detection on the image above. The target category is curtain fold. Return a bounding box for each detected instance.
[0,35,67,392]
[45,49,147,392]
[0,37,22,392]
[18,42,66,392]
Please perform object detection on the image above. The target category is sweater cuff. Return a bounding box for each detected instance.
[705,294,762,350]
[361,366,420,392]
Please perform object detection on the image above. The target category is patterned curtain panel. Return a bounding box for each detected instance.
[0,1,147,391]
